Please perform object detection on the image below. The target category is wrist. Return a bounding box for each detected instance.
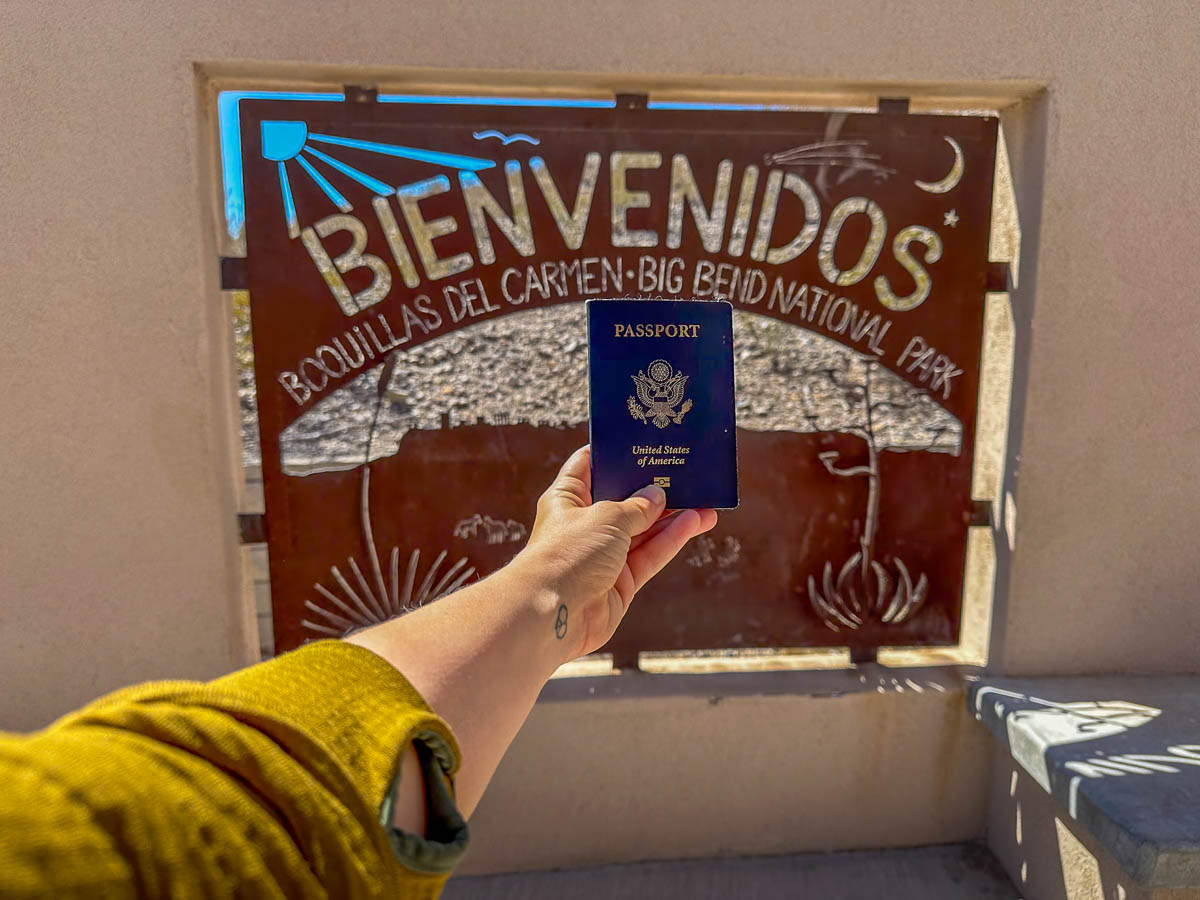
[501,548,579,671]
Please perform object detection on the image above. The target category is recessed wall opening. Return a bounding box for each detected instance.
[208,77,1032,677]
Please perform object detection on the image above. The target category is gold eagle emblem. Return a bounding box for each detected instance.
[628,358,693,428]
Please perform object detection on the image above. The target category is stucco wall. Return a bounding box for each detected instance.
[2,0,1197,875]
[461,684,990,875]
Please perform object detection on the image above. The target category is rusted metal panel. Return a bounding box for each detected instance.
[238,97,998,657]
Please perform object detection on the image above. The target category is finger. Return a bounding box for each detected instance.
[631,507,717,550]
[556,444,591,491]
[694,508,719,534]
[542,445,592,510]
[562,444,591,479]
[630,509,683,551]
[627,508,706,592]
[605,484,667,537]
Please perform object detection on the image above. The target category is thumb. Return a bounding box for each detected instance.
[539,445,592,512]
[606,484,667,537]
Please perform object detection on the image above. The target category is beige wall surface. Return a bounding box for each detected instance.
[461,686,990,875]
[1,2,1197,875]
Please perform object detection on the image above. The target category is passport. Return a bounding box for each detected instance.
[587,298,739,509]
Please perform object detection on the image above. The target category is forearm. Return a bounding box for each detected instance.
[345,446,711,832]
[345,550,567,819]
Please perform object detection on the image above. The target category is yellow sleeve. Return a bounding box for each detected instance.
[0,641,468,899]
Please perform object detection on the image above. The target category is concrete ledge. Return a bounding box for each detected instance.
[968,676,1200,889]
[541,662,981,703]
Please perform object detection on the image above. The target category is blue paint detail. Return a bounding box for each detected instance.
[398,174,451,199]
[277,162,299,238]
[218,90,342,240]
[378,93,615,108]
[472,129,540,146]
[296,155,352,212]
[261,120,309,161]
[308,133,494,171]
[458,160,523,194]
[218,90,782,243]
[647,100,799,111]
[302,147,394,196]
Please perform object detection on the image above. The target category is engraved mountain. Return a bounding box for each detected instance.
[268,304,961,473]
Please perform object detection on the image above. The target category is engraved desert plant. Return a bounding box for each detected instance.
[804,357,954,632]
[303,353,475,638]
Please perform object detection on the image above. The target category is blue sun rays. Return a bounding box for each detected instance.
[295,156,351,213]
[221,90,781,242]
[261,120,495,238]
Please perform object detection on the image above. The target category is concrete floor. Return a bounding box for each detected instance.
[443,843,1019,899]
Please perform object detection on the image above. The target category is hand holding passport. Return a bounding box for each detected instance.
[587,299,739,509]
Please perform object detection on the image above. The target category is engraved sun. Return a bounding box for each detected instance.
[260,119,495,238]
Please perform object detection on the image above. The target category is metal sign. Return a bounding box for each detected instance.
[239,97,998,658]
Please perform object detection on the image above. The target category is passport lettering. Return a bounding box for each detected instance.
[633,445,690,467]
[613,323,701,338]
[588,298,738,509]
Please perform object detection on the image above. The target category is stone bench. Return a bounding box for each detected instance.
[968,676,1200,894]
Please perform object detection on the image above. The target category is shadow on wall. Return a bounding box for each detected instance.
[998,761,1157,900]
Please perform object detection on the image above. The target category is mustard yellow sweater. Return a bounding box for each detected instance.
[0,641,469,898]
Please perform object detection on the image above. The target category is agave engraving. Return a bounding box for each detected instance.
[302,352,475,638]
[805,358,934,632]
[303,531,475,636]
[807,552,928,633]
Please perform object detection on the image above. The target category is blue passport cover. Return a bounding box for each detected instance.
[587,299,739,509]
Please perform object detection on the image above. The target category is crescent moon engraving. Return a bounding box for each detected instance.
[914,136,964,194]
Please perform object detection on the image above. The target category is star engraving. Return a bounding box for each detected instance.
[943,208,960,228]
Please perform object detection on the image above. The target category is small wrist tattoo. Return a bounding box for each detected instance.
[554,604,568,640]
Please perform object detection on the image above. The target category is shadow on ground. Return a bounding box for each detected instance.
[442,842,1019,900]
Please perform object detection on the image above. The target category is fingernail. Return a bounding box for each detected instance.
[632,484,667,505]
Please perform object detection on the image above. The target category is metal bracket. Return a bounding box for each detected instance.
[345,84,379,104]
[220,257,248,291]
[877,97,910,115]
[239,513,268,544]
[986,261,1013,293]
[611,650,641,671]
[850,646,879,665]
